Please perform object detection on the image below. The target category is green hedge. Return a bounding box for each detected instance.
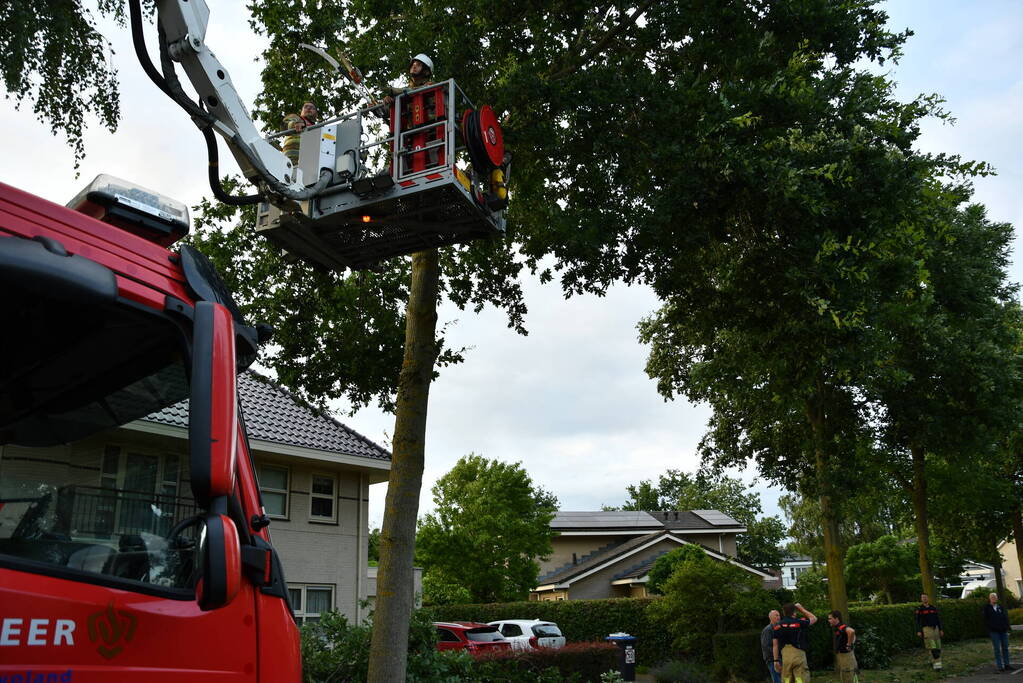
[475,642,619,682]
[713,599,990,681]
[425,598,675,664]
[1009,608,1023,625]
[711,630,765,682]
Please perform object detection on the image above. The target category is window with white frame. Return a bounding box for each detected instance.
[258,464,289,518]
[309,473,337,522]
[288,584,334,624]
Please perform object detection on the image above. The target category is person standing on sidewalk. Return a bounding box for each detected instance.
[773,602,817,683]
[762,609,782,683]
[915,593,944,670]
[828,610,858,683]
[983,592,1013,672]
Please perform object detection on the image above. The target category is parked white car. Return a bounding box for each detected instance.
[488,619,566,650]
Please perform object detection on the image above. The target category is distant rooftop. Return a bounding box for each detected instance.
[551,510,743,532]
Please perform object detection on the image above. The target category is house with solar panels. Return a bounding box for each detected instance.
[530,510,773,601]
[0,370,390,624]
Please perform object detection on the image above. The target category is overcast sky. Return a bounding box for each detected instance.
[2,1,1019,530]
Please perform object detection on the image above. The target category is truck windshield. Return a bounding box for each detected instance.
[0,294,200,595]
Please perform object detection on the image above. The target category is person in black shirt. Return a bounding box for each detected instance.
[828,610,858,682]
[915,593,944,670]
[773,602,817,683]
[983,592,1013,672]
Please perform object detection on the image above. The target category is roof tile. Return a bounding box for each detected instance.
[142,370,390,461]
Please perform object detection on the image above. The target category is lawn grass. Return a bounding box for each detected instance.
[809,632,1023,682]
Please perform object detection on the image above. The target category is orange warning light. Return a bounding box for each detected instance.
[362,215,372,223]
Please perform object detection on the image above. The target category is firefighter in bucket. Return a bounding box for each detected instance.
[383,54,444,176]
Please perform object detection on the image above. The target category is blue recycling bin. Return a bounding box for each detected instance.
[606,632,637,681]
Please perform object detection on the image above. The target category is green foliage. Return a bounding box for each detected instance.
[848,624,893,670]
[300,608,480,682]
[300,610,371,682]
[647,545,706,595]
[646,549,767,653]
[1009,608,1023,625]
[710,631,764,682]
[368,527,380,564]
[967,585,993,599]
[793,567,829,608]
[420,570,473,606]
[844,535,919,604]
[737,516,788,572]
[426,598,675,665]
[416,454,558,604]
[651,658,714,683]
[0,1,123,168]
[475,642,618,683]
[620,470,762,523]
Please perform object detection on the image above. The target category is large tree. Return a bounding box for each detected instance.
[636,96,976,620]
[415,454,558,603]
[0,2,122,167]
[231,0,972,675]
[864,201,1020,601]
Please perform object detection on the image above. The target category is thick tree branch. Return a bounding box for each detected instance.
[548,0,656,81]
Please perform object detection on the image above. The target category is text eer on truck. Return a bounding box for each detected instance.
[0,175,301,681]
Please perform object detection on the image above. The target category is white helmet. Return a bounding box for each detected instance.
[411,53,434,73]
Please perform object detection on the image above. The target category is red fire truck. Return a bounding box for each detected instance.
[0,176,300,681]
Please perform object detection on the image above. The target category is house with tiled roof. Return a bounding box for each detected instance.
[0,370,390,624]
[531,510,772,601]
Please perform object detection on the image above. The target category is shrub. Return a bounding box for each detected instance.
[848,624,892,669]
[710,630,764,682]
[793,568,828,608]
[475,642,618,682]
[300,610,371,683]
[301,608,475,683]
[1009,608,1023,625]
[646,550,765,653]
[648,545,707,595]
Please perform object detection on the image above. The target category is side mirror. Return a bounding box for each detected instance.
[190,301,238,507]
[196,513,241,611]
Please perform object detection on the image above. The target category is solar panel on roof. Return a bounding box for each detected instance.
[551,511,659,527]
[691,510,741,526]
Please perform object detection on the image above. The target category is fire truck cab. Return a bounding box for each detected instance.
[0,178,300,681]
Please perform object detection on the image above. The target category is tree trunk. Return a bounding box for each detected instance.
[993,541,1008,605]
[807,395,849,619]
[367,249,441,683]
[1012,506,1023,598]
[818,486,849,618]
[910,443,938,602]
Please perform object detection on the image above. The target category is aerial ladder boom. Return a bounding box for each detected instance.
[138,0,509,271]
[155,0,301,189]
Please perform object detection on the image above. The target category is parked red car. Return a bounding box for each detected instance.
[434,622,512,656]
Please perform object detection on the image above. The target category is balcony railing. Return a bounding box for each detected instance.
[55,485,200,539]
